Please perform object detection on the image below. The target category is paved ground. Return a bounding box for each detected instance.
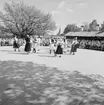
[0,46,104,76]
[0,46,104,105]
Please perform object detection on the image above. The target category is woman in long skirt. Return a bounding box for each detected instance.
[24,35,31,54]
[13,36,20,51]
[55,43,63,57]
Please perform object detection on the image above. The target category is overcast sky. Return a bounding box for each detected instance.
[0,0,104,33]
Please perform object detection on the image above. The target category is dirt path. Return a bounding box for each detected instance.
[0,46,104,76]
[0,46,104,105]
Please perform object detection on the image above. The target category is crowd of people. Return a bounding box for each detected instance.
[12,35,78,56]
[22,35,79,56]
[0,38,24,46]
[0,38,13,46]
[78,39,104,51]
[1,35,104,56]
[13,35,42,54]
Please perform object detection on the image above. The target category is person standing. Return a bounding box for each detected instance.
[0,38,1,46]
[70,37,78,55]
[32,37,37,53]
[13,36,20,51]
[37,36,41,51]
[24,35,31,54]
[30,36,33,52]
[55,39,63,57]
[50,39,55,54]
[64,38,68,53]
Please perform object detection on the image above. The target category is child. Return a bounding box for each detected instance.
[50,39,55,54]
[32,38,37,53]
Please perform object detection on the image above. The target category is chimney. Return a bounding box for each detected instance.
[96,24,99,31]
[81,25,84,31]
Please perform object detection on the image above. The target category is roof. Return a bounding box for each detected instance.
[65,32,104,37]
[97,32,104,37]
[43,35,64,38]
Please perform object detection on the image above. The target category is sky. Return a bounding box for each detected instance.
[0,0,104,34]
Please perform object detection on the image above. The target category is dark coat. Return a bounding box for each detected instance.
[24,37,31,52]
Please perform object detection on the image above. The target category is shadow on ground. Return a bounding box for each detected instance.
[0,60,104,105]
[38,55,55,57]
[7,52,28,55]
[0,50,14,53]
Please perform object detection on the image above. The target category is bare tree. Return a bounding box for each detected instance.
[0,1,56,38]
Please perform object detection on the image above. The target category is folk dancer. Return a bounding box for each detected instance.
[55,39,63,57]
[64,38,68,53]
[50,39,56,55]
[32,38,37,53]
[70,37,78,55]
[13,36,20,51]
[37,36,41,51]
[24,35,31,54]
